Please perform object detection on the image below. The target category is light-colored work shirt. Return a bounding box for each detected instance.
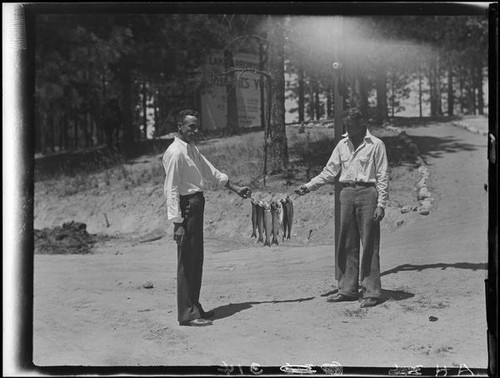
[305,129,389,208]
[162,136,228,223]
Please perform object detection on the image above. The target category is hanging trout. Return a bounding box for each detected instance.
[262,201,273,247]
[250,199,258,239]
[271,200,281,245]
[280,198,288,241]
[256,200,265,243]
[285,196,294,239]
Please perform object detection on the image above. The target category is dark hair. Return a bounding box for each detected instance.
[341,107,363,121]
[176,109,200,125]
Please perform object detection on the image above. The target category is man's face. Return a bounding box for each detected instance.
[344,118,365,139]
[178,115,200,142]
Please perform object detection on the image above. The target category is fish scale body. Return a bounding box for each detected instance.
[251,200,257,238]
[262,202,272,247]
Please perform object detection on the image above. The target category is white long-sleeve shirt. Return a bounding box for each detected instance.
[162,136,228,223]
[305,130,389,208]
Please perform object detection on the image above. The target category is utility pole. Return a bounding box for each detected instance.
[332,63,343,280]
[332,16,344,280]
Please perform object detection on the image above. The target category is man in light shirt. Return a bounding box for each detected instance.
[295,108,389,308]
[163,109,251,327]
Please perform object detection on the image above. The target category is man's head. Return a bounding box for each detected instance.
[176,109,200,143]
[342,107,366,139]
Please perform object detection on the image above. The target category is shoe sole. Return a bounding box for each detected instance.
[327,296,358,303]
[179,321,213,327]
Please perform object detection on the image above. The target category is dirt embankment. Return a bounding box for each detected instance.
[34,124,424,252]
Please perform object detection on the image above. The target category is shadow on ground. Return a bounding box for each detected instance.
[408,135,484,160]
[209,296,315,320]
[390,116,462,128]
[210,262,486,318]
[381,262,487,277]
[378,289,415,304]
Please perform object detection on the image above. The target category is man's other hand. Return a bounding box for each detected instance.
[294,185,310,196]
[373,207,385,222]
[237,186,252,199]
[174,223,185,246]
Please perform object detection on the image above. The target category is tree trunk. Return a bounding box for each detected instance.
[35,108,43,153]
[447,68,454,116]
[477,62,484,115]
[142,80,148,140]
[314,80,320,121]
[119,57,133,155]
[73,112,79,149]
[58,114,64,152]
[62,113,68,150]
[359,73,368,118]
[224,49,239,135]
[390,72,395,118]
[266,16,288,175]
[153,87,159,138]
[429,61,436,117]
[469,67,476,115]
[375,67,387,123]
[418,67,423,118]
[308,84,315,121]
[298,61,305,123]
[100,73,106,144]
[84,112,91,147]
[259,40,267,129]
[472,85,477,115]
[326,83,333,119]
[435,53,442,116]
[89,112,95,146]
[48,109,55,152]
[459,66,465,114]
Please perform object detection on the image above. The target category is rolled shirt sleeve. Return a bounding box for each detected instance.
[162,151,184,223]
[305,145,341,191]
[374,141,389,209]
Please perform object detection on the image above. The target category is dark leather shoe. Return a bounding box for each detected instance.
[360,298,378,308]
[326,293,358,303]
[180,318,213,327]
[202,310,215,319]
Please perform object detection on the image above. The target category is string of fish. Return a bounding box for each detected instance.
[250,196,294,246]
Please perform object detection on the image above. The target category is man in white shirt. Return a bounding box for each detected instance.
[295,108,389,308]
[163,109,251,327]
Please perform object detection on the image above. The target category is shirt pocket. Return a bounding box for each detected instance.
[357,154,372,173]
[340,153,350,169]
[358,155,370,164]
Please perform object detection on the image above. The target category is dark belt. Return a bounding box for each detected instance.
[340,181,375,188]
[180,191,204,199]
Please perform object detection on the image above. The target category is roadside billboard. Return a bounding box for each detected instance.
[200,50,263,131]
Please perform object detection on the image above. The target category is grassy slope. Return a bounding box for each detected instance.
[34,123,422,246]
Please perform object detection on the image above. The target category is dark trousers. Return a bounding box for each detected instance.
[336,185,381,299]
[177,192,205,323]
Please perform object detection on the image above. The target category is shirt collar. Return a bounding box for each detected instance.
[174,136,187,147]
[174,136,196,151]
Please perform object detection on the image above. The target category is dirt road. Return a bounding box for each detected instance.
[33,119,489,371]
